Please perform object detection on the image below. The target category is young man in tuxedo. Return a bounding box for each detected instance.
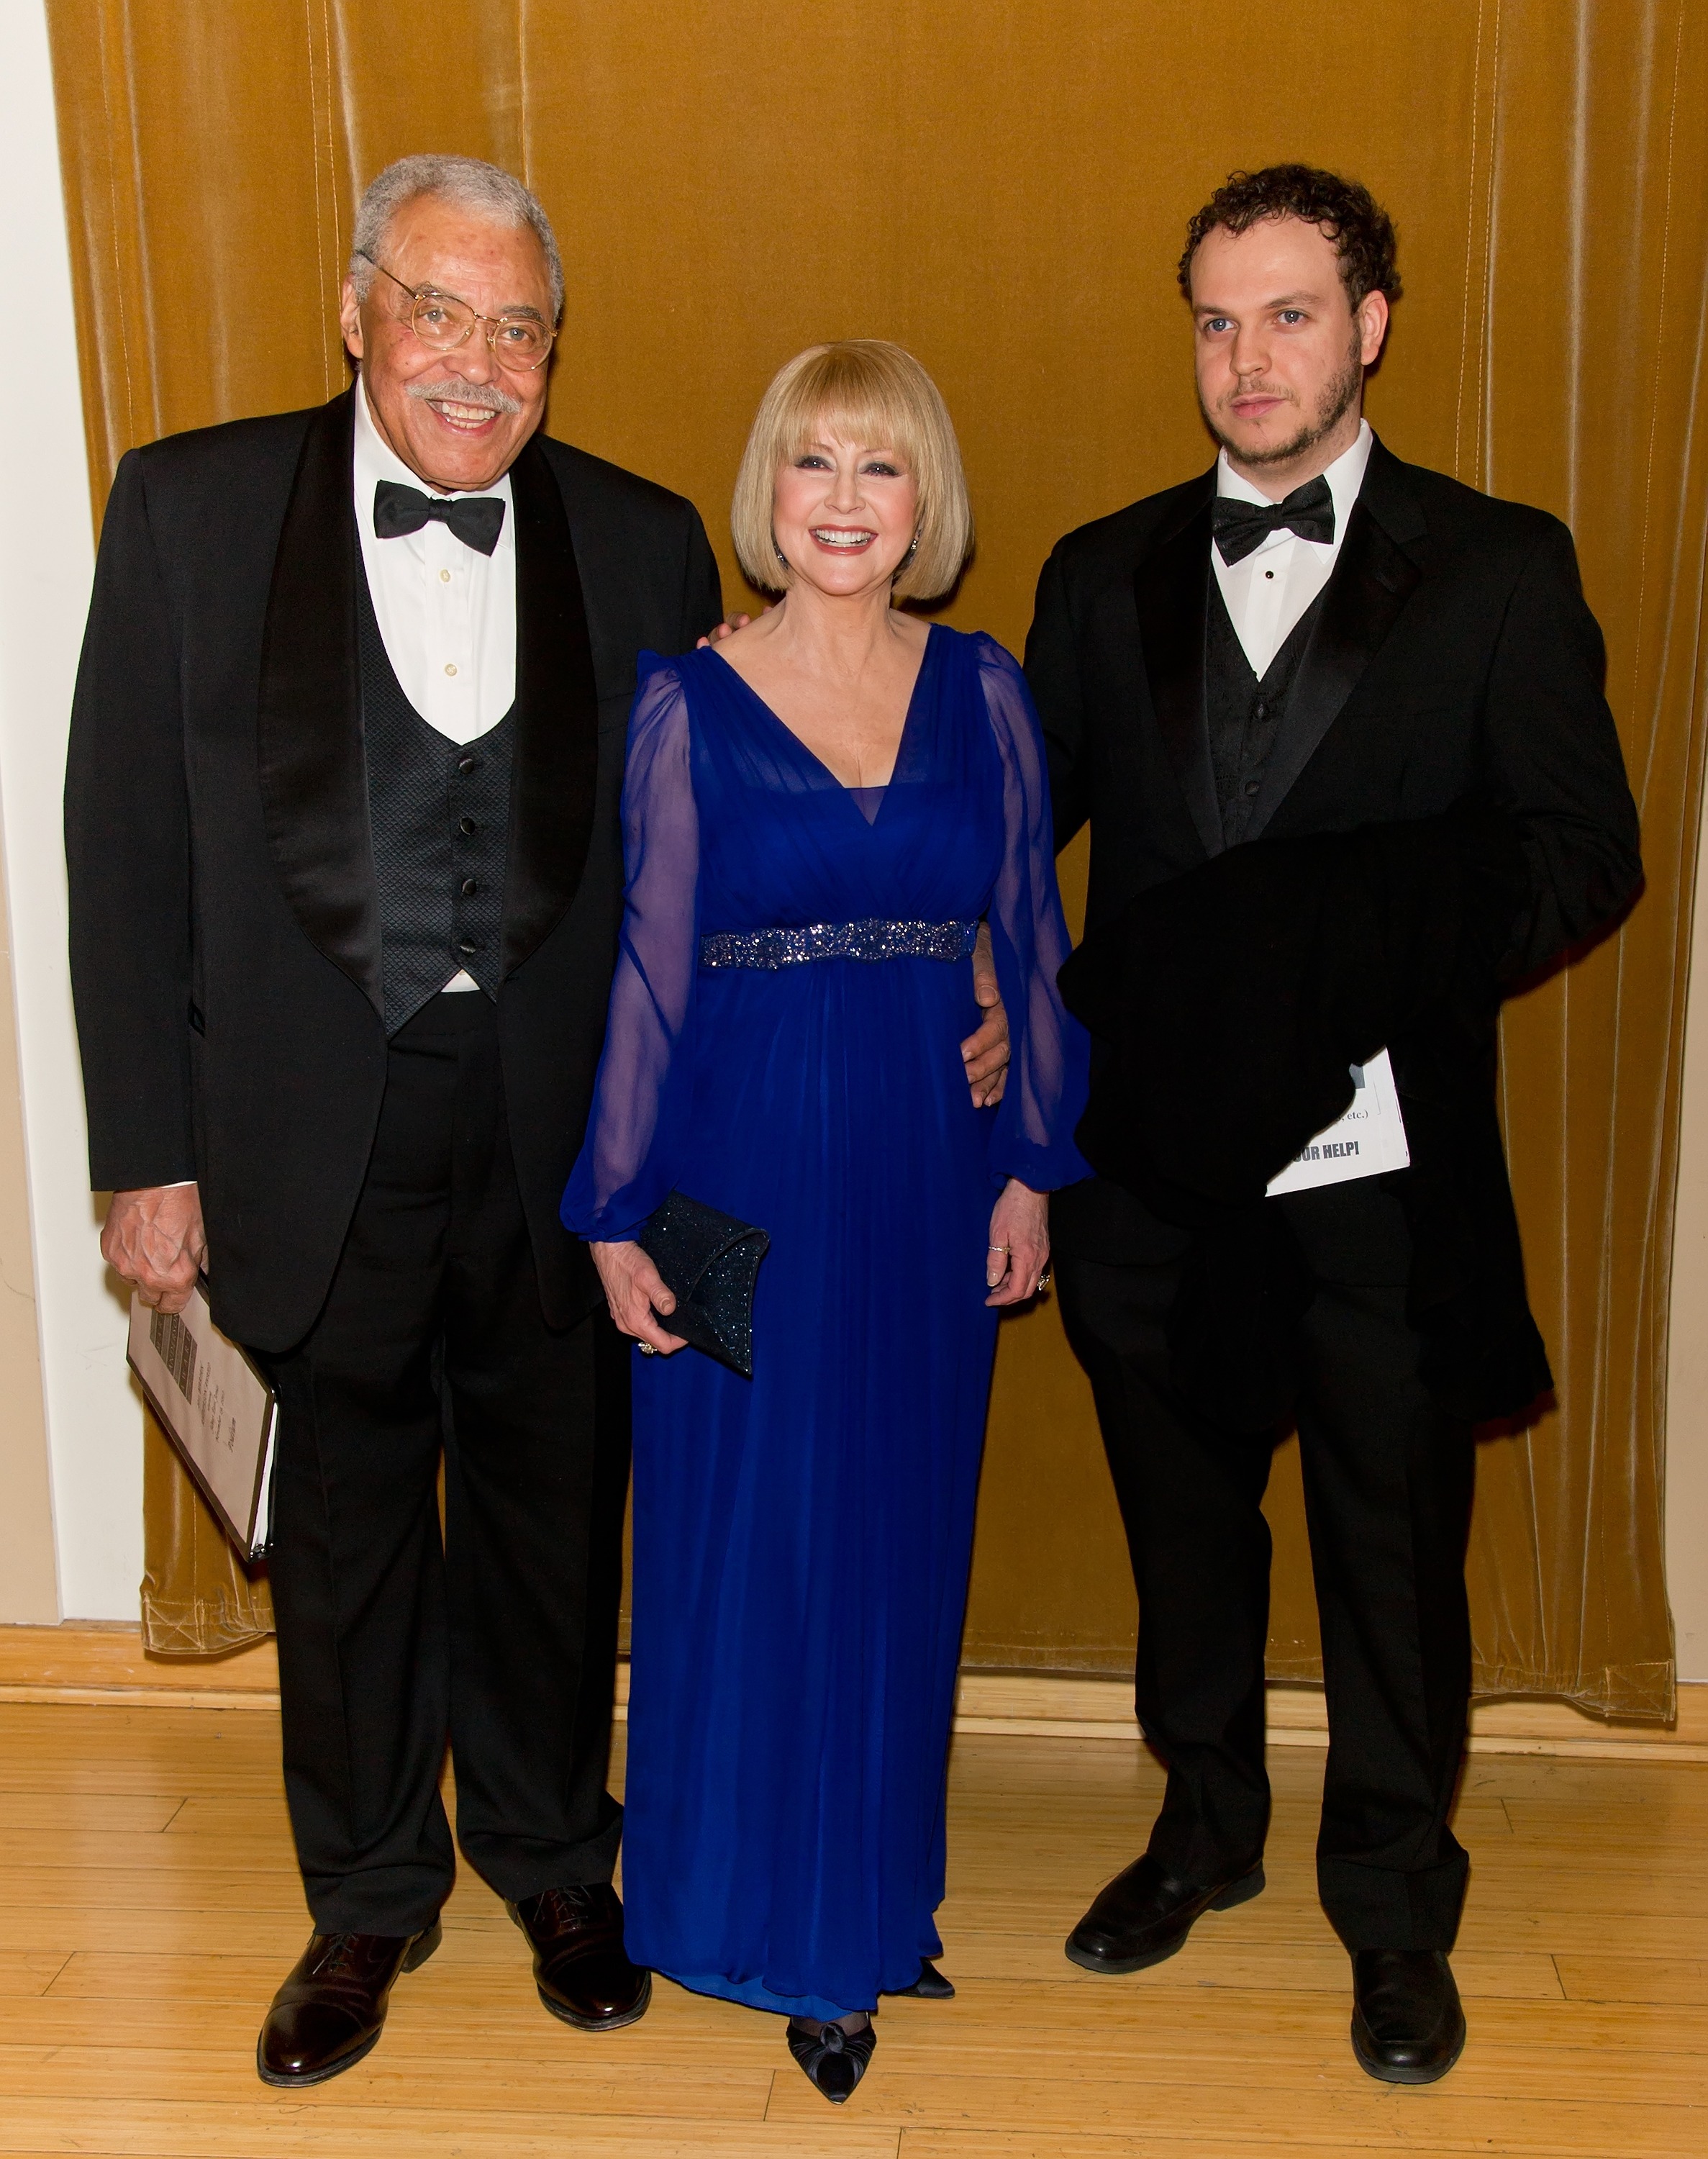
[65,148,1011,2088]
[1025,166,1640,2082]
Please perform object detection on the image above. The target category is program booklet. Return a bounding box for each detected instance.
[1265,1047,1412,1197]
[127,1277,278,1561]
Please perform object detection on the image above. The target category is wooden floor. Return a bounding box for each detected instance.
[0,1703,1704,2156]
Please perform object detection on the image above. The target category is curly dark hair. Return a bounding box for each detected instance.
[1178,165,1402,310]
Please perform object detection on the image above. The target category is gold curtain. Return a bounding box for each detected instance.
[47,0,1704,1709]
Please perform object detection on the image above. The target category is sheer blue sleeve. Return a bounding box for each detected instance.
[976,636,1092,1192]
[561,660,699,1242]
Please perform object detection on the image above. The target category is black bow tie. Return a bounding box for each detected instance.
[1212,475,1335,565]
[373,479,507,556]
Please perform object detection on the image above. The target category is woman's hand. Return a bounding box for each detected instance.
[985,1180,1050,1307]
[591,1240,689,1354]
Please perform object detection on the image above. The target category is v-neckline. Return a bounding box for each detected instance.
[707,623,940,814]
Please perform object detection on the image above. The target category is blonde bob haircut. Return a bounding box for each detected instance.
[730,340,973,604]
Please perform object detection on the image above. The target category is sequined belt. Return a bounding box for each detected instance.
[699,918,980,970]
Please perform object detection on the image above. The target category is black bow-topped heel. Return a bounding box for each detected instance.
[786,2014,877,2103]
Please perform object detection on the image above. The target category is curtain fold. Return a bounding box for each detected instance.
[140,1410,272,1655]
[45,0,1704,1712]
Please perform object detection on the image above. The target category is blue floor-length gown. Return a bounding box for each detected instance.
[563,623,1089,2019]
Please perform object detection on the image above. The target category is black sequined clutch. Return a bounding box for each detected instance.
[635,1191,769,1378]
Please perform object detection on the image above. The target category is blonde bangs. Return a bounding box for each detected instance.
[730,340,973,602]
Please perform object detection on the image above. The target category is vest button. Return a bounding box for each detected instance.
[457,755,476,774]
[461,878,478,897]
[458,815,478,836]
[1243,778,1262,797]
[458,939,478,956]
[1253,700,1268,721]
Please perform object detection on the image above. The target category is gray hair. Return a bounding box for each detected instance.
[349,154,564,320]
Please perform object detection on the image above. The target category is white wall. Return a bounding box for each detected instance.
[0,0,143,1620]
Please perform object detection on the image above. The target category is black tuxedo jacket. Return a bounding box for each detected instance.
[1025,434,1642,1266]
[66,389,722,1352]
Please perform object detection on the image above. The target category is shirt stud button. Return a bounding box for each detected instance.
[440,569,452,583]
[444,662,458,676]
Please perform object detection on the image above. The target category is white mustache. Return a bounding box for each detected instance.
[405,377,523,417]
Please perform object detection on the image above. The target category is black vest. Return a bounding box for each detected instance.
[355,562,516,1036]
[1205,576,1327,848]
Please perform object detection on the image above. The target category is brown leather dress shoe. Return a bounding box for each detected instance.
[256,1921,441,2087]
[509,1884,652,2030]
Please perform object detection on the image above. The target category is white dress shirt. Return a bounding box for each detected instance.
[1211,419,1373,678]
[354,377,517,991]
[352,376,517,745]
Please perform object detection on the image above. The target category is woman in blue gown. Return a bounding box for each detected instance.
[563,339,1088,2101]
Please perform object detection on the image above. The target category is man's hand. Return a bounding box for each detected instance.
[985,1179,1050,1306]
[963,923,1011,1107]
[695,612,755,648]
[102,1184,206,1313]
[591,1239,689,1354]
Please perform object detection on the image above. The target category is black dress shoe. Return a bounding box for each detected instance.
[509,1884,651,2031]
[787,2016,876,2104]
[256,1920,441,2087]
[1066,1852,1264,1974]
[886,1957,955,2000]
[1350,1950,1466,2083]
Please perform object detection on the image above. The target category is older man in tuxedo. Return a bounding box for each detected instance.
[66,151,713,2085]
[1027,166,1640,2082]
[67,148,1010,2088]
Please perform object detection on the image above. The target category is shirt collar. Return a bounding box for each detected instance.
[353,374,515,517]
[1214,416,1373,536]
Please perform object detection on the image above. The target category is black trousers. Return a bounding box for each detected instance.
[1057,1191,1476,1951]
[261,992,630,1934]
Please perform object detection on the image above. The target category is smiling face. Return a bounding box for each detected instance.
[339,192,554,494]
[1189,214,1389,494]
[771,428,922,600]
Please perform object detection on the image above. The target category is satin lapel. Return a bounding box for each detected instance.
[502,437,600,976]
[1245,481,1424,840]
[1133,479,1219,857]
[255,390,381,1014]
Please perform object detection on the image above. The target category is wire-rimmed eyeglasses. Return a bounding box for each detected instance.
[356,250,556,373]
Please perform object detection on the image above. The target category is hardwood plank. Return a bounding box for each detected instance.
[0,1829,301,1872]
[1554,1954,1708,2005]
[0,1626,278,1697]
[0,1955,69,1999]
[0,2101,901,2158]
[0,1793,185,1833]
[900,2140,1301,2159]
[769,2068,1707,2153]
[916,1935,1563,1999]
[0,2047,776,2120]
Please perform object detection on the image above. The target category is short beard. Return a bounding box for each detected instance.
[1205,330,1364,469]
[404,375,524,417]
